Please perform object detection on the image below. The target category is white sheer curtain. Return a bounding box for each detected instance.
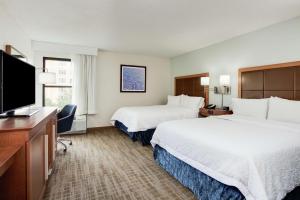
[72,54,96,115]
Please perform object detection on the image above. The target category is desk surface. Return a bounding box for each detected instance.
[0,107,57,132]
[0,146,22,176]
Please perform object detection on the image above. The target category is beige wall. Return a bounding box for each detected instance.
[88,51,171,127]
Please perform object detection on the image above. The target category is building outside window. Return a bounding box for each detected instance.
[43,57,72,108]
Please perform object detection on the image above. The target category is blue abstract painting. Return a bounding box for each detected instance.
[121,65,146,92]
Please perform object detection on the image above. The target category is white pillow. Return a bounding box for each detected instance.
[268,97,300,124]
[181,95,205,110]
[232,98,269,119]
[167,95,181,106]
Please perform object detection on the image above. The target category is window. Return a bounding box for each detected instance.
[43,57,72,108]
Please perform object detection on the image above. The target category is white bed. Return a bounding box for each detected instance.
[111,95,204,132]
[151,114,300,200]
[111,105,199,132]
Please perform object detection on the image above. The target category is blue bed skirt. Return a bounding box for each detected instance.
[115,120,155,145]
[153,145,245,200]
[154,145,300,200]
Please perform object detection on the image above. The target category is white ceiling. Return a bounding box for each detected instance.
[2,0,300,57]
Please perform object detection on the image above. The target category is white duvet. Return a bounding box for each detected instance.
[111,105,198,132]
[151,115,300,200]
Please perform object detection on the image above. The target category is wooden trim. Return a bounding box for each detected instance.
[175,72,209,79]
[174,72,209,105]
[173,79,176,95]
[5,45,12,55]
[204,86,209,106]
[174,72,209,94]
[87,126,114,132]
[238,60,300,98]
[238,70,242,98]
[5,45,27,60]
[120,64,147,93]
[239,61,300,73]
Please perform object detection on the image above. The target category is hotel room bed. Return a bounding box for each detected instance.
[151,115,300,200]
[111,72,208,145]
[150,56,300,199]
[111,104,199,145]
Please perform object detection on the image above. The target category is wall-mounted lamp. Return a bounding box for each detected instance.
[219,75,230,86]
[37,68,56,84]
[200,77,210,86]
[214,75,231,109]
[39,72,56,84]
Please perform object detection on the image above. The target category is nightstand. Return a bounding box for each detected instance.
[199,108,233,117]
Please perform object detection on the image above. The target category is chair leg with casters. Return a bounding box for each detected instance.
[59,137,72,145]
[57,104,77,152]
[57,137,72,152]
[57,140,68,152]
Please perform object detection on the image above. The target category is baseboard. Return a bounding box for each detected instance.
[87,126,114,132]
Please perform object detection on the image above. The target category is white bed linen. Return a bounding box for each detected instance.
[151,115,300,200]
[111,105,198,132]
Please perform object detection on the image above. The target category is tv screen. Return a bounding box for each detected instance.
[0,50,35,114]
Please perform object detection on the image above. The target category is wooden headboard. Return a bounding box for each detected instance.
[238,61,300,100]
[175,73,209,106]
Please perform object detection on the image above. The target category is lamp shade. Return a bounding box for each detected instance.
[39,72,56,84]
[219,75,230,86]
[200,77,210,86]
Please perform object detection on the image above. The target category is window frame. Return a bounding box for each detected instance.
[42,57,72,107]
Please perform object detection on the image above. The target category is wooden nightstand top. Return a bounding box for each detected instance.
[199,108,233,117]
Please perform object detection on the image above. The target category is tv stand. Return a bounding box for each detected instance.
[0,107,57,200]
[0,108,40,118]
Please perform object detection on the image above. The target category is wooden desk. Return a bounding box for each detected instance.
[0,146,22,177]
[0,107,57,200]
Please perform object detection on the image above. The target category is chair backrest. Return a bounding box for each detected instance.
[57,104,77,133]
[58,104,77,119]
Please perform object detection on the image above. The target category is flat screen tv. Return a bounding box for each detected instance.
[0,50,36,117]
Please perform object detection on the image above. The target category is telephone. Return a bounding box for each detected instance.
[205,104,216,109]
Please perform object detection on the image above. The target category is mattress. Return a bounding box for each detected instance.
[111,105,198,132]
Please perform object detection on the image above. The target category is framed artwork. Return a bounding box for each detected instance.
[120,64,146,92]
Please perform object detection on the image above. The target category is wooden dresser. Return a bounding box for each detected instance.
[0,107,57,200]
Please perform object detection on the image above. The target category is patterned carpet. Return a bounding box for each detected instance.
[43,128,196,200]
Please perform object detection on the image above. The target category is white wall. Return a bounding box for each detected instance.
[171,16,300,107]
[33,50,171,128]
[0,5,32,60]
[32,41,98,56]
[88,51,171,127]
[32,41,98,107]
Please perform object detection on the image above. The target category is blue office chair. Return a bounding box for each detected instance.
[57,104,77,152]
